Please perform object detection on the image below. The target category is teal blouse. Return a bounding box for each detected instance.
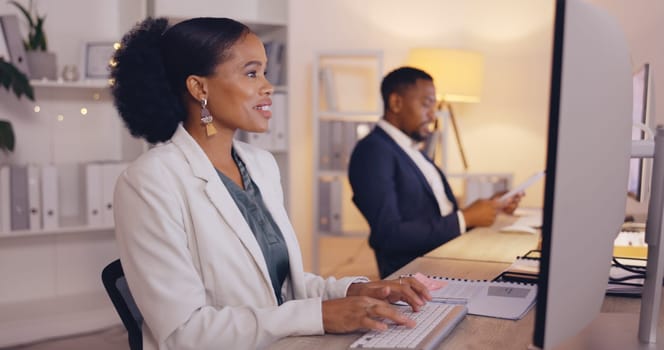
[216,149,290,305]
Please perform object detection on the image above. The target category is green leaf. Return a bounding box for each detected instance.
[0,57,35,101]
[8,0,47,51]
[0,120,15,153]
[8,0,35,28]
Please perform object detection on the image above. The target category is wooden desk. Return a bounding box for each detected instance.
[271,213,663,349]
[424,226,539,263]
[424,212,541,263]
[269,258,533,350]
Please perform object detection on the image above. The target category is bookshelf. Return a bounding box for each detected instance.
[0,0,291,346]
[312,51,383,272]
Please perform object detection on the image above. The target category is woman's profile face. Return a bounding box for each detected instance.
[204,33,274,133]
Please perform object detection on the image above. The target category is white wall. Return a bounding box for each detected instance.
[289,0,663,270]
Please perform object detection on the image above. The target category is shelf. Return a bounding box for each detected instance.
[0,291,119,348]
[318,111,381,122]
[319,230,368,237]
[318,170,347,178]
[0,225,114,239]
[312,51,383,273]
[274,85,288,93]
[30,79,111,89]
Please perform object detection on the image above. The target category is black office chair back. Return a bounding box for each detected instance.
[102,259,143,350]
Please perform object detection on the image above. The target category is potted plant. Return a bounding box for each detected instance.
[8,0,57,80]
[0,57,34,153]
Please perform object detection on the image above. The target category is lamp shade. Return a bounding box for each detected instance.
[407,48,484,103]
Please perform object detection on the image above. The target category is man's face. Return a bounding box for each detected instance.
[393,79,437,142]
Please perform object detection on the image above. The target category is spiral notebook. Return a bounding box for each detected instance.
[427,276,537,320]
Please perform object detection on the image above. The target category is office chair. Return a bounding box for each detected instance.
[102,259,143,350]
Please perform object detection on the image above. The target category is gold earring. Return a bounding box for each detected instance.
[200,98,217,136]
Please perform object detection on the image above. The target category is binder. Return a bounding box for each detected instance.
[319,121,332,170]
[329,177,342,233]
[40,165,59,230]
[264,41,284,85]
[330,121,344,170]
[10,165,29,230]
[57,163,86,227]
[318,179,331,232]
[245,92,288,151]
[464,177,482,206]
[85,163,104,227]
[479,179,495,199]
[0,15,30,75]
[246,129,272,150]
[0,166,10,233]
[342,122,358,167]
[101,162,126,227]
[27,165,41,230]
[270,93,288,151]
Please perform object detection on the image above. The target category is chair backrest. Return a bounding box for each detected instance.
[102,259,143,350]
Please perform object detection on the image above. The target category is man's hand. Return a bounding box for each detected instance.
[462,199,499,227]
[491,191,524,215]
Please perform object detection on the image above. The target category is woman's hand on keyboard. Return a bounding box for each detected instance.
[346,277,432,312]
[322,296,416,333]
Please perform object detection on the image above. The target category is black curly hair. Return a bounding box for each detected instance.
[380,67,433,112]
[110,17,251,143]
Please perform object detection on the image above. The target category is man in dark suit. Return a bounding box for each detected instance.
[348,67,521,278]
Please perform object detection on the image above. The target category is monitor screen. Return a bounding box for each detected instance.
[627,63,652,202]
[533,0,633,348]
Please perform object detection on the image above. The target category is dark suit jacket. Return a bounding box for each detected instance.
[348,127,460,278]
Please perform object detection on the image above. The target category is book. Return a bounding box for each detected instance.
[426,275,537,320]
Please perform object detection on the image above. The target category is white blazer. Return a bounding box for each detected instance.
[114,125,360,350]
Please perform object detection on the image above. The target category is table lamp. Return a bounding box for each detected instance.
[407,48,484,171]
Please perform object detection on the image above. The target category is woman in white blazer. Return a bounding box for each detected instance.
[110,17,431,350]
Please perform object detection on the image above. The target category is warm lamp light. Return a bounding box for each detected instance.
[407,48,484,103]
[407,48,485,170]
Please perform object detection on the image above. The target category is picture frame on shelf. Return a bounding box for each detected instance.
[83,41,117,79]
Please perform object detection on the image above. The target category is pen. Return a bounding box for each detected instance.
[432,297,468,305]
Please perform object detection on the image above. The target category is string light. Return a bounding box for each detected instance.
[57,114,64,122]
[34,105,40,113]
[80,108,88,116]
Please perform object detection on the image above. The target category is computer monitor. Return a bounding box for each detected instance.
[627,63,653,203]
[533,0,633,348]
